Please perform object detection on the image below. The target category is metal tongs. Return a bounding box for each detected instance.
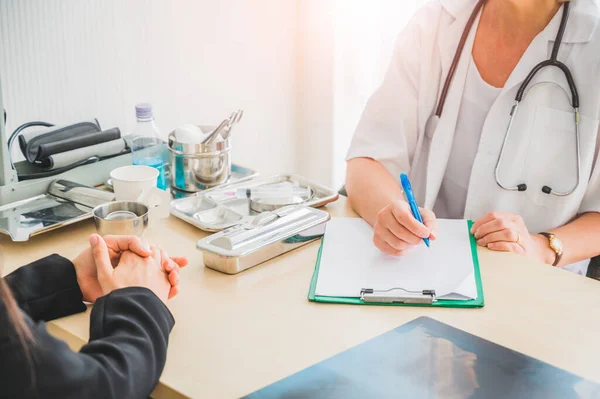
[201,109,244,144]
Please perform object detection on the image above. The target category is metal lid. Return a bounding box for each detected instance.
[249,187,314,212]
[196,205,330,257]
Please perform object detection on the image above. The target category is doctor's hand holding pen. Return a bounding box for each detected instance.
[372,173,437,255]
[346,159,437,256]
[373,200,437,256]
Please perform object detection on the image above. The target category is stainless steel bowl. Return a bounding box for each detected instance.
[168,128,231,193]
[93,201,149,237]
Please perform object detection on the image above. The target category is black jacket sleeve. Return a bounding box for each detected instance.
[1,259,175,399]
[4,254,86,321]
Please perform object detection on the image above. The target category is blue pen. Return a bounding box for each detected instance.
[400,173,431,248]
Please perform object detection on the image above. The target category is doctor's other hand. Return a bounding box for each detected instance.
[373,200,437,256]
[90,235,171,304]
[471,212,550,263]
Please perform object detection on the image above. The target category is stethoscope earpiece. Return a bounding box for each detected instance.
[542,186,552,194]
[517,184,527,192]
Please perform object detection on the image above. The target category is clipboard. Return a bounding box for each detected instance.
[308,221,484,308]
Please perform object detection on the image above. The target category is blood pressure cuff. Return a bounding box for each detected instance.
[32,127,122,162]
[40,138,128,170]
[18,119,119,163]
[17,119,127,170]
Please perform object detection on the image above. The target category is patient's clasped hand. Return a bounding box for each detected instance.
[0,233,189,398]
[71,234,188,304]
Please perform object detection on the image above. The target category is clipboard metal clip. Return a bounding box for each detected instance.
[360,288,437,304]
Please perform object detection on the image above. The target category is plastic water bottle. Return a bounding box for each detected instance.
[131,103,167,189]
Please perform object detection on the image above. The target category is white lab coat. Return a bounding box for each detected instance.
[347,0,600,274]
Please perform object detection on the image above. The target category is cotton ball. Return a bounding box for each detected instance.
[175,124,204,143]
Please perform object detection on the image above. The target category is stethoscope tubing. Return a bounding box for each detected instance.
[434,0,580,197]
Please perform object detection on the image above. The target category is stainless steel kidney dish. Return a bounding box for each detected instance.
[197,206,330,274]
[170,174,339,232]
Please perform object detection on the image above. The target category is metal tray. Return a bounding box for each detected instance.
[197,205,330,274]
[170,174,339,232]
[0,180,115,241]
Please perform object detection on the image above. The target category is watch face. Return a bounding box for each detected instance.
[550,237,563,252]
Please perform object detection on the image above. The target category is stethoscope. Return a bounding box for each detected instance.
[435,0,580,197]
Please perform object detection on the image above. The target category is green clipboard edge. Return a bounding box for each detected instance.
[308,220,485,308]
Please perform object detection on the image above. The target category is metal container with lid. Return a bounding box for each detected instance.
[168,126,231,192]
[197,205,330,274]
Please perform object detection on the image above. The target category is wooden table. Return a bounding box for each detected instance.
[2,196,600,398]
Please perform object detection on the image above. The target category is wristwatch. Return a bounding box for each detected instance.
[539,232,563,266]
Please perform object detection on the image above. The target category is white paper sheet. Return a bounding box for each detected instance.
[314,218,477,300]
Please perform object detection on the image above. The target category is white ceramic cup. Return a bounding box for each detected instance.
[110,165,158,201]
[109,165,170,219]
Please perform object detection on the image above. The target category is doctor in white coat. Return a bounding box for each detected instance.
[346,0,600,275]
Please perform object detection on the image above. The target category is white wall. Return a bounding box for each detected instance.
[331,0,429,189]
[0,0,299,175]
[1,1,428,190]
[295,0,429,189]
[296,0,335,186]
